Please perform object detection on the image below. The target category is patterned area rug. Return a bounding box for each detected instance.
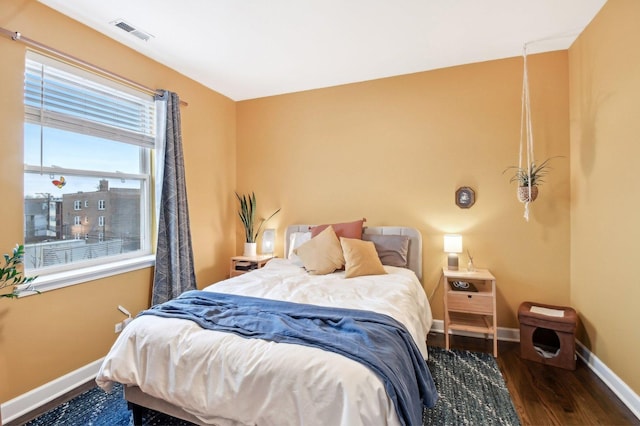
[24,383,193,426]
[26,346,519,426]
[424,347,521,425]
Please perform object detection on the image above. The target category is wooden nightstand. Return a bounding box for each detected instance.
[229,255,274,277]
[442,268,497,357]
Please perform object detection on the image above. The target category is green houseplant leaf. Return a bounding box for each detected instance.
[235,192,281,243]
[0,244,38,299]
[503,157,559,187]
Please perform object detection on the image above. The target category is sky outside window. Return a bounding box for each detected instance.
[24,123,143,197]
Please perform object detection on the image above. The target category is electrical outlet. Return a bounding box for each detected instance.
[115,322,123,333]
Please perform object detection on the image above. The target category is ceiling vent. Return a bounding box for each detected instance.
[110,19,153,42]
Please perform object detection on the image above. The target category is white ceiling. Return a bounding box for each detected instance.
[38,0,607,101]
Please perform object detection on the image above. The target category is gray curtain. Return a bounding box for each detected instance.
[152,90,196,305]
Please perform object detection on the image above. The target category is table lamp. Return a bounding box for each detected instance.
[261,228,275,255]
[444,234,463,270]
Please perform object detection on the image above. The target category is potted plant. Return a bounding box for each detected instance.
[504,157,556,203]
[1,244,37,299]
[235,192,280,257]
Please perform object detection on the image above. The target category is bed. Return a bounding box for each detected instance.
[95,224,435,426]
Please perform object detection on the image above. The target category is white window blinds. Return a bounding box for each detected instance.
[24,51,156,148]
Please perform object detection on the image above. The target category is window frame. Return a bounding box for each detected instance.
[20,51,158,295]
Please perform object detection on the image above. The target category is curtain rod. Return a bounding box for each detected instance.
[0,26,188,107]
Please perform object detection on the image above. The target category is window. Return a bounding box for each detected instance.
[23,52,157,277]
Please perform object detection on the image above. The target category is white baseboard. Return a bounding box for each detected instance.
[430,321,639,421]
[575,341,640,419]
[0,357,104,424]
[430,319,520,342]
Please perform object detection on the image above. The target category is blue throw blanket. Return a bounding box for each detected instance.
[140,290,438,426]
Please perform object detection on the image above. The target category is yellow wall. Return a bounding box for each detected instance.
[237,52,571,329]
[569,0,640,394]
[3,0,638,410]
[0,0,237,401]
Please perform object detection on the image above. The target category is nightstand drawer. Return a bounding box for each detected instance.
[447,292,493,314]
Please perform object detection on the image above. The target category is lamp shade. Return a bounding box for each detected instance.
[261,228,275,254]
[443,234,463,253]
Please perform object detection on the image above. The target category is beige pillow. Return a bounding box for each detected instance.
[294,226,345,275]
[340,237,387,279]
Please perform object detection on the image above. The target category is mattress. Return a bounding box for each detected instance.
[96,259,433,425]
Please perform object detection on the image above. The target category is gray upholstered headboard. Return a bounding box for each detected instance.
[284,225,423,280]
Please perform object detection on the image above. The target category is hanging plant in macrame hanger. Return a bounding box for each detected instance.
[504,43,554,222]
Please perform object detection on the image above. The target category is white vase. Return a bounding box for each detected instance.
[243,242,257,257]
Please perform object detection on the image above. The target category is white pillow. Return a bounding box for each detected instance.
[288,231,311,266]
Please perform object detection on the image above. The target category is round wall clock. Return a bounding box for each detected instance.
[455,187,475,208]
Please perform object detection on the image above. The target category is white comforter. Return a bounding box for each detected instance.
[96,259,433,426]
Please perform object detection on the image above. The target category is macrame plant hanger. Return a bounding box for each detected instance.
[519,43,535,222]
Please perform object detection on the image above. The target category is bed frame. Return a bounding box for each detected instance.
[125,225,423,425]
[126,385,202,425]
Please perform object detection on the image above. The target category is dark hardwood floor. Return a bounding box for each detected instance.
[6,333,639,426]
[428,332,639,426]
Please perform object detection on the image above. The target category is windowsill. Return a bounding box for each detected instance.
[17,255,156,297]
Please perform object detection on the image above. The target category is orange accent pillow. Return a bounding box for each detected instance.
[310,219,365,240]
[294,226,345,275]
[340,237,387,279]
